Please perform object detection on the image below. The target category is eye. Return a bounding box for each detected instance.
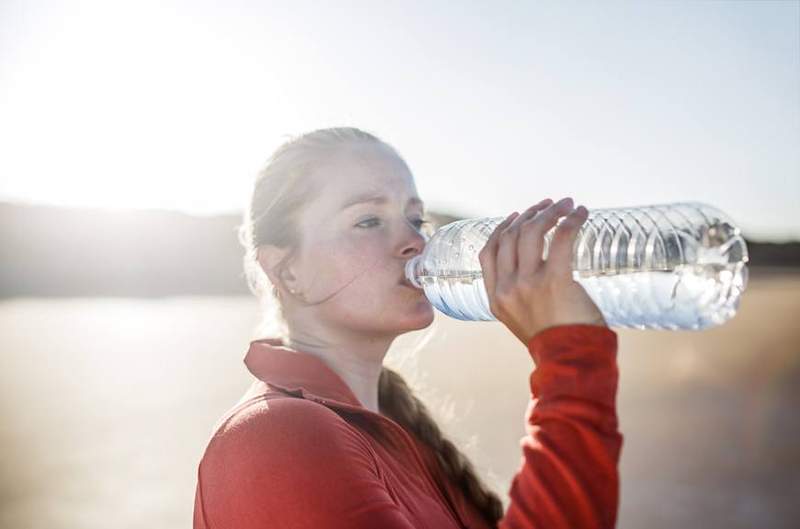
[412,218,431,230]
[355,217,381,229]
[355,217,432,231]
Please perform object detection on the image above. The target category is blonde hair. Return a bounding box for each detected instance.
[236,126,503,525]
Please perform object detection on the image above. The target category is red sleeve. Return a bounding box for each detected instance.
[498,323,623,529]
[193,397,418,529]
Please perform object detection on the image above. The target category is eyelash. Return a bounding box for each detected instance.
[356,217,431,230]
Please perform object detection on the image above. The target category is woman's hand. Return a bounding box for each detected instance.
[478,197,608,348]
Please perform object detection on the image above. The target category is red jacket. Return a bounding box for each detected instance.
[193,323,622,528]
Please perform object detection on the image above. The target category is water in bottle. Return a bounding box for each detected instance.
[404,202,749,330]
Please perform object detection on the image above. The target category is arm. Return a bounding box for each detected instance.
[193,397,418,529]
[498,323,623,529]
[475,201,623,528]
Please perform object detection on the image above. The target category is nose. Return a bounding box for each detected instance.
[398,220,427,258]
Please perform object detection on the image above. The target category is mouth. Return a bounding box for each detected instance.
[398,275,419,289]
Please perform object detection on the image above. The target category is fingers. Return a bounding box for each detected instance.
[517,197,581,278]
[479,197,588,312]
[495,198,554,285]
[479,210,519,305]
[546,204,589,280]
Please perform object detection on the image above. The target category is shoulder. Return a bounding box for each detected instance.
[199,395,376,477]
[209,395,347,451]
[195,396,403,528]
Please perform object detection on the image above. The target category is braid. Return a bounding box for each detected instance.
[378,367,504,526]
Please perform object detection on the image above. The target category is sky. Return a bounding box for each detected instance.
[1,0,798,241]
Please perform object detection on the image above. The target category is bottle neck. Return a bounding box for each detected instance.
[404,255,424,289]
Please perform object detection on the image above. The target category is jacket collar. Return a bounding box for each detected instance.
[244,337,366,410]
[243,338,470,527]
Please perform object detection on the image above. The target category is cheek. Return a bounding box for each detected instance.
[300,233,434,329]
[301,235,388,299]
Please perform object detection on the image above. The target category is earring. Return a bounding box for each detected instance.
[271,284,302,300]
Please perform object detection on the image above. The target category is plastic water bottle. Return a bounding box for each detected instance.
[404,201,749,330]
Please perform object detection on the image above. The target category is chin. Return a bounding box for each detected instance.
[401,303,435,330]
[378,299,434,334]
[341,298,435,336]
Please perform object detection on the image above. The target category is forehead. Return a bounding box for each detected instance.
[313,143,421,207]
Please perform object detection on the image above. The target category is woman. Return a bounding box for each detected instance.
[193,127,622,528]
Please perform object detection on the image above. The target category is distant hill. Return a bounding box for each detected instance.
[0,202,462,298]
[0,202,797,298]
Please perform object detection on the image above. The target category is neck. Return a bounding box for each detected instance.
[285,329,394,414]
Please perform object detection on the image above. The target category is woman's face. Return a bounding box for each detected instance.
[284,142,435,338]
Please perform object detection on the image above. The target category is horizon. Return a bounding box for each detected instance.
[2,197,799,245]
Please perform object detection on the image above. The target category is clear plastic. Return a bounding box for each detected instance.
[404,201,749,330]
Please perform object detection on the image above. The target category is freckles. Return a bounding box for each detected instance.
[322,238,373,269]
[306,235,384,297]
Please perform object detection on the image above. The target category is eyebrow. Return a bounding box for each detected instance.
[339,193,425,211]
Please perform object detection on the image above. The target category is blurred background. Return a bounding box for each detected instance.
[1,1,798,528]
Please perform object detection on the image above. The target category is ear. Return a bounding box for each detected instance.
[256,245,301,292]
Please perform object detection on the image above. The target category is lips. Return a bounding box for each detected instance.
[398,274,416,288]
